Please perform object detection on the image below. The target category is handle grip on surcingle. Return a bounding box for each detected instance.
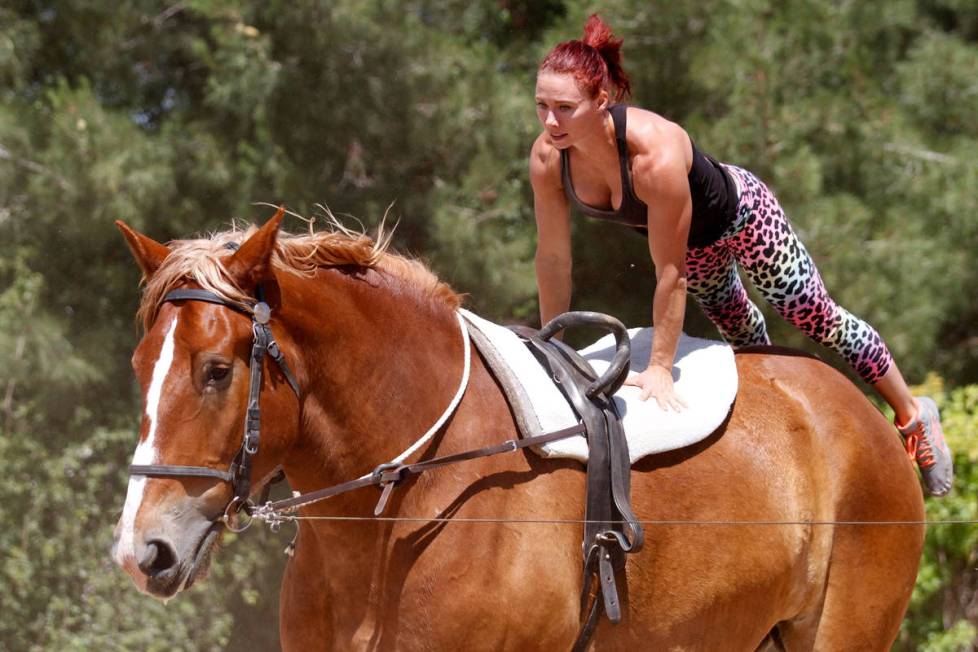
[538,311,631,399]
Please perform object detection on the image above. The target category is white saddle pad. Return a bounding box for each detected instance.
[460,309,738,464]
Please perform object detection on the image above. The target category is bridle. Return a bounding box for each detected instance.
[125,279,592,535]
[123,242,613,548]
[128,284,301,532]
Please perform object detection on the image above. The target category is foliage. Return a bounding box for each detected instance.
[0,426,287,651]
[893,379,978,651]
[0,0,975,649]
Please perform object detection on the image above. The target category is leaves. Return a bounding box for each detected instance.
[897,381,978,650]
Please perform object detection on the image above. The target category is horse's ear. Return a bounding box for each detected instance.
[225,206,286,290]
[115,220,170,281]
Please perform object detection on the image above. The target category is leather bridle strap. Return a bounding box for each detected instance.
[126,465,235,483]
[129,286,300,515]
[161,288,301,396]
[161,288,245,310]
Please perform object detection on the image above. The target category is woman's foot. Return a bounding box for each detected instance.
[896,397,953,497]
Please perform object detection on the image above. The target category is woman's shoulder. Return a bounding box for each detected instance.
[621,107,686,156]
[529,132,563,189]
[621,106,691,176]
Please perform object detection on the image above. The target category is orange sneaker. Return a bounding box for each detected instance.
[897,397,953,497]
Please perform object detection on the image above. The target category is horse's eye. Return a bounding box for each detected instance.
[205,365,231,386]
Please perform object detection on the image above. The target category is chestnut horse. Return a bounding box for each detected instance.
[112,211,924,651]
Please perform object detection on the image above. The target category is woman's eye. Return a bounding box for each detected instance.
[559,105,573,111]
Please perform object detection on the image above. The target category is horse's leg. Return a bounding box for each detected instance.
[754,627,786,652]
[279,527,333,651]
[772,522,922,651]
[798,522,923,651]
[772,367,926,651]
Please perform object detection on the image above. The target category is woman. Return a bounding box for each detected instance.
[529,15,952,496]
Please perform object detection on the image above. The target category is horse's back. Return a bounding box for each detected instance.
[612,348,924,650]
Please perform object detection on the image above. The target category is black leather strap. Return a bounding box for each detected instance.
[606,411,643,553]
[130,287,301,520]
[264,334,301,396]
[129,464,234,483]
[573,602,603,652]
[511,313,642,652]
[534,311,632,398]
[163,288,301,397]
[164,288,250,313]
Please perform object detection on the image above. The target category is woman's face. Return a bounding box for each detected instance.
[535,71,608,150]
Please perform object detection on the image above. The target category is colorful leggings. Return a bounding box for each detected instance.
[685,165,893,385]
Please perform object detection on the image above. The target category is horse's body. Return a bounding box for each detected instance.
[113,214,924,651]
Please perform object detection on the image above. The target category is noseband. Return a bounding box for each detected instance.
[128,284,300,530]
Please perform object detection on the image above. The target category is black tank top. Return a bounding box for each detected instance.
[559,104,738,248]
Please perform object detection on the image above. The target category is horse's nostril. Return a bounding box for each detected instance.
[139,539,178,576]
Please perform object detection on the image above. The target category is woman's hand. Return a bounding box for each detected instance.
[623,364,688,412]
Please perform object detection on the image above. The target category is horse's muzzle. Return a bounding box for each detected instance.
[112,493,222,599]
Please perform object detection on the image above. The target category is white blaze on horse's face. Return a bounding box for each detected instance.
[113,315,178,569]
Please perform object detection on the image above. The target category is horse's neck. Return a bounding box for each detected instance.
[283,269,474,491]
[275,271,529,637]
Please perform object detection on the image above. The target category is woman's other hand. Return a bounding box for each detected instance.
[623,365,688,411]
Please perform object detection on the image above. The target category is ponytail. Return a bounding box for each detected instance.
[540,14,631,102]
[582,15,630,101]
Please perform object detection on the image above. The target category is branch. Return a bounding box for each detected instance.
[882,143,960,165]
[0,143,72,191]
[154,3,185,28]
[2,334,26,435]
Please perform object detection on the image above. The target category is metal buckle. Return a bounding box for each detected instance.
[371,462,405,516]
[221,497,254,533]
[244,435,259,456]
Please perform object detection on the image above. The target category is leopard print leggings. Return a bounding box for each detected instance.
[685,165,893,385]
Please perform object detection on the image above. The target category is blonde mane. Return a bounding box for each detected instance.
[137,218,461,329]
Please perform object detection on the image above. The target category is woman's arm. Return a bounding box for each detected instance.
[626,144,692,410]
[530,136,573,330]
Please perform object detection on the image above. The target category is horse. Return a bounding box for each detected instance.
[112,209,925,651]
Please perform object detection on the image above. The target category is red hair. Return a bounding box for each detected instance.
[539,14,631,102]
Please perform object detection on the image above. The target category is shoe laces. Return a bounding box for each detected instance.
[903,422,936,468]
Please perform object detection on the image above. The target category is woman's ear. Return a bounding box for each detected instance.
[596,87,610,110]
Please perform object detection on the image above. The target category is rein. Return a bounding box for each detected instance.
[250,423,588,526]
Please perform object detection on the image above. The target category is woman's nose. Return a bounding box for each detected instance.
[545,111,559,128]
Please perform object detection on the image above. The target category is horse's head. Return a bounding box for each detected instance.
[111,211,300,599]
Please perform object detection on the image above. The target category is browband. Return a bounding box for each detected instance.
[163,288,250,314]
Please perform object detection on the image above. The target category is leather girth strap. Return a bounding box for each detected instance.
[510,313,644,652]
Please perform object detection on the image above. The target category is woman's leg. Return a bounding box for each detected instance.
[874,364,917,426]
[688,200,911,421]
[723,167,893,385]
[685,240,770,347]
[722,166,952,495]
